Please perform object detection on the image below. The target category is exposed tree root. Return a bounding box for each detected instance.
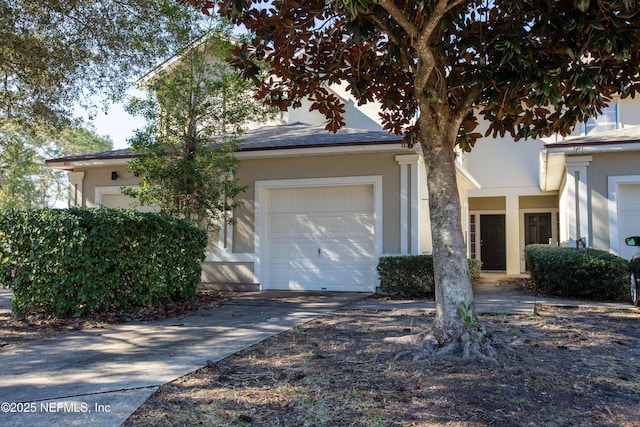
[395,325,517,365]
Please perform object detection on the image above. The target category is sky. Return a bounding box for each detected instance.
[89,97,146,150]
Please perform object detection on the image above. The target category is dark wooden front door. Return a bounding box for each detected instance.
[480,215,506,271]
[524,213,552,246]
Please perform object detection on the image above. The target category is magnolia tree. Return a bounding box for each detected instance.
[182,0,640,356]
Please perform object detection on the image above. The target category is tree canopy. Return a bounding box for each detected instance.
[0,124,112,208]
[0,0,205,127]
[211,0,640,356]
[220,0,640,147]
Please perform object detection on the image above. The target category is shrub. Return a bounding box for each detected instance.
[524,244,629,301]
[0,208,208,317]
[377,254,482,299]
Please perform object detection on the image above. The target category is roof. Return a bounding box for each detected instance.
[540,125,640,192]
[44,123,405,170]
[237,123,403,151]
[544,125,640,151]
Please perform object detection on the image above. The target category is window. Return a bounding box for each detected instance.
[585,102,618,135]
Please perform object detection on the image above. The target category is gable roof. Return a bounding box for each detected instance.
[44,123,405,170]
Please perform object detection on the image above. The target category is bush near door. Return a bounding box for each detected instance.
[524,244,629,301]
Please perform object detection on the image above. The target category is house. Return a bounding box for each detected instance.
[46,92,481,293]
[45,86,640,292]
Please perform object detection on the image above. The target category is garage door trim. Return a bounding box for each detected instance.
[254,176,383,291]
[608,175,640,256]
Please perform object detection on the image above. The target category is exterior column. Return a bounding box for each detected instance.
[67,171,85,207]
[505,194,520,274]
[396,154,420,254]
[565,156,592,247]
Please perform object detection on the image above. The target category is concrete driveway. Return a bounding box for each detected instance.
[0,291,367,427]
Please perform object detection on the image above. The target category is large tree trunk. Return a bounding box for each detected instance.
[417,108,478,346]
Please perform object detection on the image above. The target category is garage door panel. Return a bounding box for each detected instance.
[270,241,318,262]
[320,241,374,263]
[320,214,373,235]
[270,215,325,238]
[269,268,323,290]
[266,184,375,292]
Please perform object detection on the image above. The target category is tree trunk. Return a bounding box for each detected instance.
[417,108,478,346]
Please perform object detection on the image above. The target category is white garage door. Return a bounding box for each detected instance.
[266,185,375,292]
[618,183,640,260]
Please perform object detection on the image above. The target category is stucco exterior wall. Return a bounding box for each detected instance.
[464,131,546,192]
[233,151,404,256]
[576,151,640,251]
[76,165,140,208]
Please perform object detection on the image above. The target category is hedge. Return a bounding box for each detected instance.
[377,254,482,299]
[524,244,629,301]
[0,208,208,317]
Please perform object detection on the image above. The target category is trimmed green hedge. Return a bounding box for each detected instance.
[377,254,482,299]
[524,244,629,301]
[0,208,208,317]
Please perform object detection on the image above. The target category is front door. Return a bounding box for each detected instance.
[480,214,506,271]
[524,213,552,246]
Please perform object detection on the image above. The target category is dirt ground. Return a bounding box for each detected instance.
[2,279,639,426]
[121,305,640,427]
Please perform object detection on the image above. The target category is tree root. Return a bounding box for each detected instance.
[395,325,517,365]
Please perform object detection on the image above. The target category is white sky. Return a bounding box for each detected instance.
[89,96,146,150]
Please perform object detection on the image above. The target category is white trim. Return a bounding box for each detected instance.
[395,154,420,255]
[255,176,383,291]
[565,156,592,247]
[608,175,640,255]
[545,141,640,155]
[399,160,408,253]
[95,186,127,207]
[47,158,132,171]
[411,158,420,254]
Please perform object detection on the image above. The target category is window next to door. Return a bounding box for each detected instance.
[469,215,477,259]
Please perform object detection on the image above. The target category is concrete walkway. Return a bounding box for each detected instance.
[0,283,635,427]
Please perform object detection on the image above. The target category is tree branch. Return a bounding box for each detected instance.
[453,86,482,124]
[377,0,419,39]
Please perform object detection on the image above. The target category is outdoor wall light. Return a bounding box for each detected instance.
[111,171,119,180]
